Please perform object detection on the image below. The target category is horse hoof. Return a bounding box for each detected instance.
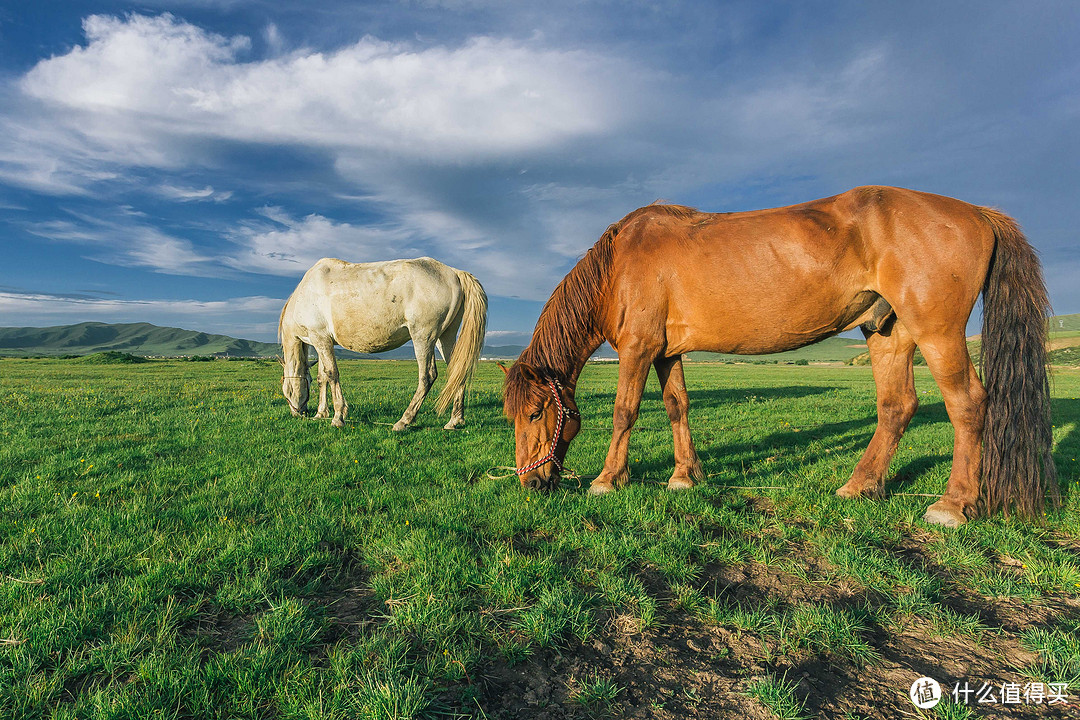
[332,418,344,428]
[835,481,883,500]
[923,501,967,528]
[588,481,616,496]
[667,476,695,492]
[443,422,464,430]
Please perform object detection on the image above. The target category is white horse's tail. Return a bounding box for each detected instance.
[436,270,488,414]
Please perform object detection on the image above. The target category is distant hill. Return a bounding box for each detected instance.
[3,313,1077,363]
[686,335,867,364]
[847,313,1080,367]
[0,322,280,358]
[0,322,546,361]
[1048,312,1080,332]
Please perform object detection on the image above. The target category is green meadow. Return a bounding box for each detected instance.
[2,358,1078,719]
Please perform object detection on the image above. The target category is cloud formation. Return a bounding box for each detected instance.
[20,13,620,166]
[0,4,1076,336]
[26,212,219,276]
[224,207,419,275]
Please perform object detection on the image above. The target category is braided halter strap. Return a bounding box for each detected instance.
[516,379,580,476]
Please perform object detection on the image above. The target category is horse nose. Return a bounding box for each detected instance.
[520,469,560,492]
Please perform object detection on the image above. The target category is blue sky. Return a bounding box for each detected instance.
[0,1,1077,344]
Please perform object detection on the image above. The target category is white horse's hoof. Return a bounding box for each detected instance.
[332,417,345,428]
[392,421,408,432]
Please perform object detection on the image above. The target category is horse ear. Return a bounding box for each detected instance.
[515,362,542,384]
[497,362,509,377]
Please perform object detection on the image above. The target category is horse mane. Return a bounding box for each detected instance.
[277,296,290,343]
[505,203,698,416]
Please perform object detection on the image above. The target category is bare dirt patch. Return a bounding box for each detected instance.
[461,551,1080,720]
[475,615,774,719]
[181,605,253,655]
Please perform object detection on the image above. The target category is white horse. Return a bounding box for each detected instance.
[279,257,487,430]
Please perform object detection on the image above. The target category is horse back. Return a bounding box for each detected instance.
[286,257,464,354]
[600,187,994,355]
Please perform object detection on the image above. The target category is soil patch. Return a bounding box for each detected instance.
[460,552,1080,720]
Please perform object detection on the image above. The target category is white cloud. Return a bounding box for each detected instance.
[223,207,421,275]
[484,329,530,342]
[156,184,233,202]
[19,13,619,167]
[9,10,1070,315]
[26,213,218,276]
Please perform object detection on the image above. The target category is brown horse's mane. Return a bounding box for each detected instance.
[505,203,698,416]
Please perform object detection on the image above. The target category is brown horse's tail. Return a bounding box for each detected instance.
[978,207,1058,518]
[436,269,488,414]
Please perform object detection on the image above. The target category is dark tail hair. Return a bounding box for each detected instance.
[978,207,1058,518]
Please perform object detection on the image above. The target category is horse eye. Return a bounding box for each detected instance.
[529,410,543,422]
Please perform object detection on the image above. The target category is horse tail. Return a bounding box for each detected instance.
[436,270,488,414]
[978,206,1058,518]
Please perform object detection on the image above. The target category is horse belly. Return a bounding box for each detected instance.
[664,284,877,356]
[339,325,412,354]
[328,302,411,354]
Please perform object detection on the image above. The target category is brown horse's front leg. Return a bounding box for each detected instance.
[590,352,652,495]
[654,355,703,491]
[837,324,917,500]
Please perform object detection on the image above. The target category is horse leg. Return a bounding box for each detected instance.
[590,350,653,495]
[436,330,466,430]
[312,340,347,427]
[313,347,330,419]
[393,337,438,431]
[917,333,987,527]
[837,322,918,499]
[654,355,704,491]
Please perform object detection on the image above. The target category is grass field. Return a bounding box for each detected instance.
[2,359,1079,719]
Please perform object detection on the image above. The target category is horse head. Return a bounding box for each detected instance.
[502,362,581,491]
[280,355,315,417]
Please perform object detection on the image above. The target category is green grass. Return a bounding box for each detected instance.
[748,672,809,720]
[569,671,621,708]
[1,358,1078,718]
[72,351,149,365]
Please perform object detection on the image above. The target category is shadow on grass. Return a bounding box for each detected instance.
[580,391,1079,505]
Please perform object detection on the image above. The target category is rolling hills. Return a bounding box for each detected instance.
[0,322,281,358]
[2,314,1078,363]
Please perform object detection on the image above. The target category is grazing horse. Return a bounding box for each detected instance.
[280,257,487,430]
[503,186,1057,527]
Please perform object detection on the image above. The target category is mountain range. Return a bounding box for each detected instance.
[1,315,1077,363]
[0,321,534,360]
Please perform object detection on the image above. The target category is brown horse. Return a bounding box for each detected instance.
[503,186,1057,527]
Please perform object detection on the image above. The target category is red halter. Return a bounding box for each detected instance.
[516,379,580,476]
